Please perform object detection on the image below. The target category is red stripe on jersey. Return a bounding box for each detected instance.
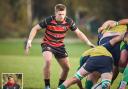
[47,25,67,32]
[50,20,57,24]
[44,33,53,41]
[44,33,64,43]
[43,33,64,47]
[46,30,66,38]
[43,40,64,47]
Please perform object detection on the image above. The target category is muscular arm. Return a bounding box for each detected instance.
[27,24,41,41]
[74,28,95,47]
[98,19,128,33]
[98,20,116,33]
[109,35,123,46]
[118,19,128,25]
[25,24,41,54]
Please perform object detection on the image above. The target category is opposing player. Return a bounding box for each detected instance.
[98,19,128,89]
[118,29,128,89]
[25,4,94,89]
[58,32,128,89]
[85,19,128,89]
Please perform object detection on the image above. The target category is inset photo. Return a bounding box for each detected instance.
[2,73,23,89]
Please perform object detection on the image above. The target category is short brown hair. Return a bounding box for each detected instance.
[55,4,66,12]
[8,76,13,80]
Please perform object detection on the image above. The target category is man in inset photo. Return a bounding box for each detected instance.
[3,75,21,89]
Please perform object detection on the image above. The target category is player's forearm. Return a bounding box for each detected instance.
[118,19,128,25]
[76,31,92,45]
[109,35,123,46]
[28,28,38,42]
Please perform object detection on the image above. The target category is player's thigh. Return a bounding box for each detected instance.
[57,57,70,69]
[42,51,53,62]
[101,72,113,81]
[119,49,128,67]
[87,71,101,83]
[77,66,89,77]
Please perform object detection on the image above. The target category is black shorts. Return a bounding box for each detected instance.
[83,56,113,73]
[41,43,68,59]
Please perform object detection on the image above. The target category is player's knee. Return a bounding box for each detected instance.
[44,60,52,68]
[46,59,52,64]
[66,65,70,71]
[101,79,111,89]
[62,64,70,72]
[63,66,70,73]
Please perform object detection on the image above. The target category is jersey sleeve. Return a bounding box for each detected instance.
[39,16,53,28]
[97,33,103,45]
[102,42,113,52]
[39,18,47,28]
[66,17,77,31]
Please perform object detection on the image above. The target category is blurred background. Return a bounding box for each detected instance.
[0,0,128,88]
[1,0,128,38]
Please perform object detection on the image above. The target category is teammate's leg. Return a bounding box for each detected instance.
[118,49,128,89]
[101,72,113,89]
[58,67,89,89]
[118,49,128,68]
[118,64,128,89]
[42,51,53,89]
[85,72,101,89]
[111,65,119,84]
[57,57,70,86]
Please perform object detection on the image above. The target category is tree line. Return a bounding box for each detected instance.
[0,0,128,38]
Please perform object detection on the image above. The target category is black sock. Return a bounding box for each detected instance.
[44,79,50,87]
[58,79,65,86]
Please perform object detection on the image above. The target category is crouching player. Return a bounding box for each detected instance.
[58,32,128,89]
[85,20,128,89]
[98,19,128,89]
[85,19,128,89]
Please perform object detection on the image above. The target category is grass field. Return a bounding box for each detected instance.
[0,39,126,89]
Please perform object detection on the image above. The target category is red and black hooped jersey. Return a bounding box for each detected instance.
[39,16,77,47]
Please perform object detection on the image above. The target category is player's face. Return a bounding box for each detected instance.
[9,78,15,84]
[55,10,66,22]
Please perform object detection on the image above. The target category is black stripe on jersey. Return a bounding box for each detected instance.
[46,28,67,34]
[45,32,64,40]
[49,23,69,27]
[65,17,77,31]
[39,16,54,28]
[64,17,71,23]
[46,30,65,37]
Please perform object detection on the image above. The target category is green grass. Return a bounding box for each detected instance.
[0,39,127,89]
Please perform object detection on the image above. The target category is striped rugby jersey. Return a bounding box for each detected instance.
[39,16,77,47]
